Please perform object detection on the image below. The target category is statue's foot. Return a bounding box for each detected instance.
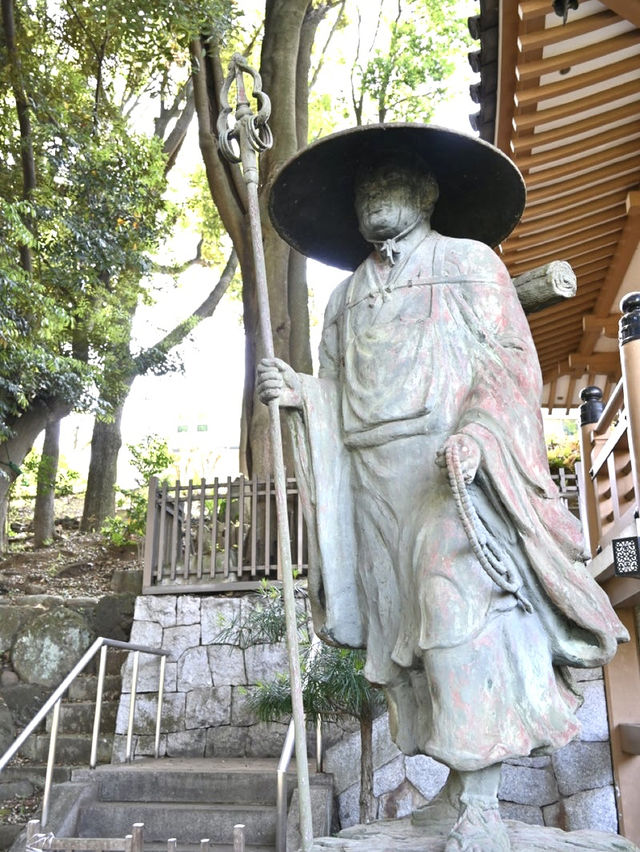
[443,797,510,852]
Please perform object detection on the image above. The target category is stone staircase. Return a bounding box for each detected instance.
[50,758,333,852]
[0,652,126,851]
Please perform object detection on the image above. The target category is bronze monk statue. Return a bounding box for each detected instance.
[257,125,628,852]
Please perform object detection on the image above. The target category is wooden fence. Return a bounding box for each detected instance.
[142,474,307,594]
[143,468,580,595]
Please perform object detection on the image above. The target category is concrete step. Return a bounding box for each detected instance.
[45,700,118,735]
[95,766,282,806]
[77,802,277,846]
[19,734,113,765]
[145,844,274,852]
[0,765,71,801]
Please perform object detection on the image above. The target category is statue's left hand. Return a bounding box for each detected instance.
[435,434,481,484]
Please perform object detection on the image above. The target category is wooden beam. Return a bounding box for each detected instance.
[507,240,619,277]
[525,161,640,206]
[502,221,623,265]
[603,609,640,843]
[517,9,620,53]
[523,172,640,220]
[514,79,640,133]
[524,142,640,189]
[506,209,626,251]
[592,191,640,319]
[512,196,629,237]
[569,353,621,373]
[516,30,640,81]
[600,0,640,28]
[511,100,640,152]
[495,1,525,151]
[515,122,640,170]
[518,0,550,20]
[514,54,640,107]
[583,315,623,338]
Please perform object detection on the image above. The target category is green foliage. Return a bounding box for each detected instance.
[217,582,384,726]
[101,434,175,546]
[547,434,581,472]
[12,450,80,499]
[348,0,473,124]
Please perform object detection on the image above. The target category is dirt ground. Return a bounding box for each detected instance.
[0,496,141,600]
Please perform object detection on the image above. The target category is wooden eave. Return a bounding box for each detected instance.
[469,0,640,412]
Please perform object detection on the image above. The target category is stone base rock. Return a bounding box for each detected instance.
[309,814,638,851]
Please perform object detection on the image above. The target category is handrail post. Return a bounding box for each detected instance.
[276,768,288,852]
[233,824,245,852]
[316,716,323,774]
[579,385,605,557]
[42,698,61,828]
[619,292,640,507]
[154,654,166,758]
[90,644,108,769]
[143,476,159,589]
[126,651,140,763]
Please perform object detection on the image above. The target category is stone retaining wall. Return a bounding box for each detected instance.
[118,594,618,835]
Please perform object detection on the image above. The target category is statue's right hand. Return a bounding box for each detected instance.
[256,358,303,408]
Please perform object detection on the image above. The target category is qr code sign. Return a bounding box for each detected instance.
[613,537,640,576]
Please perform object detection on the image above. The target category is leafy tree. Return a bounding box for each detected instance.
[218,582,385,823]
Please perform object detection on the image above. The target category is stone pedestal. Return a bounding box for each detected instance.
[309,814,639,851]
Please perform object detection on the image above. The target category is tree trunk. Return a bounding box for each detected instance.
[33,417,61,546]
[81,399,126,532]
[0,398,71,552]
[359,706,376,824]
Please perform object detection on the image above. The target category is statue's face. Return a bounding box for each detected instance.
[355,164,424,242]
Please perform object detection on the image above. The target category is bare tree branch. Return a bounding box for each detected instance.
[309,0,346,90]
[134,248,238,369]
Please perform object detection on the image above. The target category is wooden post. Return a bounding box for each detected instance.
[619,292,640,504]
[578,386,604,557]
[142,477,159,590]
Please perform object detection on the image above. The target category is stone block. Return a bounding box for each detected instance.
[177,595,201,626]
[543,801,562,829]
[208,643,247,685]
[325,728,360,794]
[244,642,289,683]
[569,666,603,683]
[121,655,177,693]
[11,606,94,687]
[377,778,423,821]
[404,754,449,801]
[134,733,167,758]
[230,685,259,726]
[246,720,288,757]
[373,714,402,769]
[201,597,241,644]
[166,728,207,757]
[373,754,405,797]
[576,680,609,741]
[498,801,544,825]
[128,620,163,648]
[552,740,613,797]
[0,604,32,653]
[134,596,176,627]
[205,724,249,757]
[337,782,360,829]
[505,755,551,769]
[163,624,201,662]
[559,785,618,833]
[498,762,558,807]
[185,685,231,728]
[287,779,334,852]
[177,646,212,691]
[1,682,49,727]
[110,568,143,595]
[91,593,135,642]
[116,691,186,735]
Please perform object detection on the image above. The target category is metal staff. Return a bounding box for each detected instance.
[218,54,314,850]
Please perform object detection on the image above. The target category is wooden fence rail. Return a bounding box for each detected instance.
[143,468,579,595]
[142,474,307,594]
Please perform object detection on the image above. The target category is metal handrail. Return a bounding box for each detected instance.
[275,638,324,852]
[0,636,169,828]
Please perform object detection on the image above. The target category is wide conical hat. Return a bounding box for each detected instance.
[268,123,526,271]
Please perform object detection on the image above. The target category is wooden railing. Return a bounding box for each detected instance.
[143,468,578,595]
[580,380,636,557]
[142,475,308,594]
